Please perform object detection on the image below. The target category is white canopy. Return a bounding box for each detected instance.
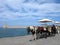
[38,18,52,23]
[54,21,60,24]
[38,18,53,27]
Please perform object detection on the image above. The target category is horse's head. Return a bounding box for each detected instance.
[29,26,34,30]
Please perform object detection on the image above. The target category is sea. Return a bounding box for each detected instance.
[0,28,29,38]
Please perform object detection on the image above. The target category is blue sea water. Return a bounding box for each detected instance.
[0,28,28,38]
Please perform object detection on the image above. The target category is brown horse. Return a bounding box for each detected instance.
[36,26,50,39]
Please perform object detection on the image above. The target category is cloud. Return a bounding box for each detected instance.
[23,0,56,4]
[0,0,60,21]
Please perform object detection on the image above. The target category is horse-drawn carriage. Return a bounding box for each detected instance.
[27,25,58,40]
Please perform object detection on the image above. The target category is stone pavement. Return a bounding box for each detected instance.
[0,34,60,45]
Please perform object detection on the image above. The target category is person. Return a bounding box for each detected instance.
[51,25,57,36]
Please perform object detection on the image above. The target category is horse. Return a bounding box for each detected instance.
[36,26,50,39]
[27,26,38,40]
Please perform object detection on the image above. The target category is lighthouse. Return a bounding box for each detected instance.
[3,22,7,28]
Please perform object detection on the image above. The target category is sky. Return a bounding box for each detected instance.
[0,0,60,26]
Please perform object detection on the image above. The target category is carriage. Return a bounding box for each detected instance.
[27,19,59,40]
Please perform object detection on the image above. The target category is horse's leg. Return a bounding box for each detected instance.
[47,31,51,37]
[34,33,36,40]
[57,30,60,34]
[43,31,47,38]
[31,34,35,40]
[31,32,36,40]
[37,32,40,39]
[36,30,41,39]
[47,31,50,37]
[36,30,38,39]
[39,31,42,38]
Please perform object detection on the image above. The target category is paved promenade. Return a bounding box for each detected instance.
[0,34,60,45]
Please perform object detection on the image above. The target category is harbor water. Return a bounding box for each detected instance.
[0,28,28,38]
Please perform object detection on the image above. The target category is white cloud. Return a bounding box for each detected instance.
[0,0,60,21]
